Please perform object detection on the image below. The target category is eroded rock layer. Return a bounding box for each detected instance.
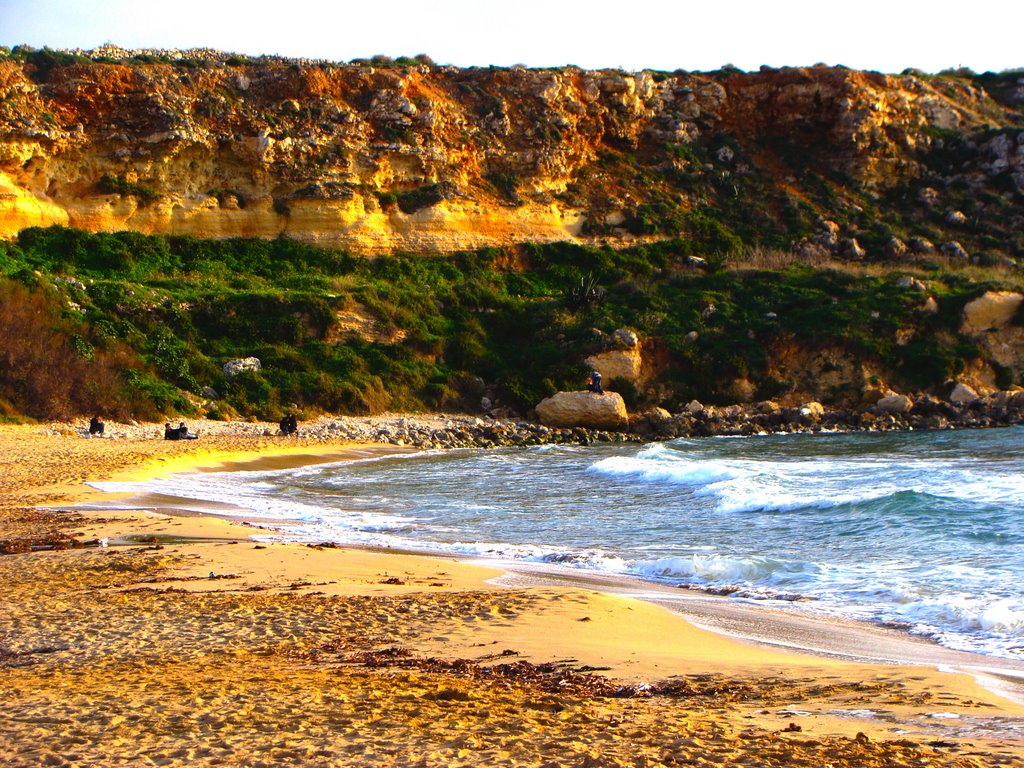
[1,49,1021,253]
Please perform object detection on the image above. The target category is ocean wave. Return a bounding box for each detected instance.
[896,595,1024,636]
[632,552,820,586]
[587,455,750,486]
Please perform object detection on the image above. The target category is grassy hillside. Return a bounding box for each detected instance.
[1,226,1020,423]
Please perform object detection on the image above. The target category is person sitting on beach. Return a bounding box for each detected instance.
[177,421,199,440]
[280,413,298,436]
[164,422,179,440]
[88,415,105,437]
[586,370,604,394]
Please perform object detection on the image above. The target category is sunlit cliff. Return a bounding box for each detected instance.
[2,46,1022,256]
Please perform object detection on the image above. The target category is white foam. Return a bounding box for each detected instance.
[588,455,750,486]
[633,553,818,586]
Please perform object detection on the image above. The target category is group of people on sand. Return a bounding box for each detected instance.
[164,421,198,440]
[87,414,300,440]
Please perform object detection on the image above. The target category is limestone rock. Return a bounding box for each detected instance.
[612,328,640,348]
[884,237,908,260]
[948,382,979,405]
[939,241,970,260]
[909,237,935,254]
[895,275,927,292]
[200,386,220,400]
[961,291,1024,334]
[643,406,672,425]
[839,238,866,259]
[535,391,628,430]
[223,357,262,377]
[875,394,913,414]
[585,348,643,383]
[800,401,825,418]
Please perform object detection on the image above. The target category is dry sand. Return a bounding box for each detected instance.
[1,421,1023,767]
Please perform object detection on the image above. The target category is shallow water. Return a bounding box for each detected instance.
[93,427,1024,660]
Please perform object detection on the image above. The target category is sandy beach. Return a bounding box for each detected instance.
[2,420,1023,767]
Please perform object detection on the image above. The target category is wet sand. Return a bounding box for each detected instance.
[2,421,1023,767]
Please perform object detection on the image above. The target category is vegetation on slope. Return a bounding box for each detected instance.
[1,226,1019,422]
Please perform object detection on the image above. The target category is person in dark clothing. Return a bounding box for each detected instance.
[164,422,179,440]
[178,421,198,440]
[88,415,105,436]
[586,370,604,394]
[280,413,298,436]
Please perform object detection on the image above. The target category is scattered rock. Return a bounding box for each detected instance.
[884,237,908,260]
[895,275,926,292]
[939,241,970,260]
[908,237,935,254]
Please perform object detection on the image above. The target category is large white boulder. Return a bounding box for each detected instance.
[961,291,1023,334]
[222,357,262,377]
[535,391,628,430]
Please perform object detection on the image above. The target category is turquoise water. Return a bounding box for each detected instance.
[94,427,1024,660]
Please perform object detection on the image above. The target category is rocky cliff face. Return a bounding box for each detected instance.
[1,48,1021,255]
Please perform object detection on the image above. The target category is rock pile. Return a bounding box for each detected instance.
[45,388,1024,451]
[632,389,1024,439]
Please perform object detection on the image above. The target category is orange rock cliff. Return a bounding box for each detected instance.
[0,48,1022,255]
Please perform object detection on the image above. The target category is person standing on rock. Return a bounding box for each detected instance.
[587,371,604,394]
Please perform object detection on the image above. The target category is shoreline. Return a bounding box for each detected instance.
[3,421,1024,766]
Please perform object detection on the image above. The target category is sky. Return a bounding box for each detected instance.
[1,0,1021,74]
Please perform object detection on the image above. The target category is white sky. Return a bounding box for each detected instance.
[0,0,1021,74]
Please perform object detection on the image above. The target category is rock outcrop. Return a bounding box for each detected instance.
[535,390,628,430]
[0,48,1021,255]
[961,291,1023,334]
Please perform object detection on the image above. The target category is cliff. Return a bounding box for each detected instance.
[1,47,1022,256]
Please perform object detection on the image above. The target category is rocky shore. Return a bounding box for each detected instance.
[39,384,1024,453]
[635,387,1024,440]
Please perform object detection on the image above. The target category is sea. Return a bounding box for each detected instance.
[91,426,1024,662]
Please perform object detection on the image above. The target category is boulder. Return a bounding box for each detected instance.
[884,237,908,260]
[961,291,1024,334]
[909,237,935,254]
[948,382,979,405]
[801,401,825,418]
[787,401,824,425]
[939,241,970,260]
[612,328,640,348]
[875,394,913,415]
[200,386,220,400]
[222,357,262,377]
[535,391,628,431]
[643,406,672,426]
[585,348,642,383]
